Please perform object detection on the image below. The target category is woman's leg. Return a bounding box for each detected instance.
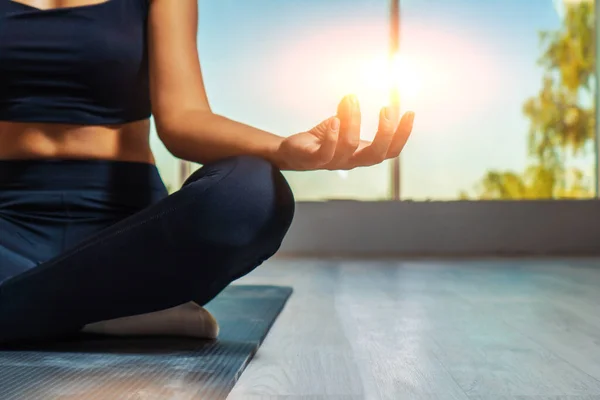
[0,155,295,343]
[0,221,40,286]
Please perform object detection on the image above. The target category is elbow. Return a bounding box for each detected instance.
[157,128,193,161]
[154,115,188,160]
[155,121,182,156]
[160,134,187,160]
[154,109,212,161]
[154,111,205,158]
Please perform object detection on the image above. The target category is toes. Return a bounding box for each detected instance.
[197,306,220,339]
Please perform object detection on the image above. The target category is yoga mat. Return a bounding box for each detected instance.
[0,285,292,400]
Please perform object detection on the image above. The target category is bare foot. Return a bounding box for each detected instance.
[81,302,220,339]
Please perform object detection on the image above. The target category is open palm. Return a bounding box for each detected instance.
[278,95,415,171]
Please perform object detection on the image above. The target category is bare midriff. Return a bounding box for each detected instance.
[0,120,156,164]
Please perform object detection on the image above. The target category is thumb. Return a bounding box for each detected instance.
[312,117,339,165]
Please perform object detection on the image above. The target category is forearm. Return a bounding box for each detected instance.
[157,110,288,169]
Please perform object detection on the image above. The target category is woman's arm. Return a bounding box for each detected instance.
[148,0,414,171]
[147,0,288,168]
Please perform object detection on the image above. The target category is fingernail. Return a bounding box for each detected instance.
[383,107,390,120]
[330,118,340,131]
[407,112,415,124]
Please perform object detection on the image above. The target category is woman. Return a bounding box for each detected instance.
[0,0,415,343]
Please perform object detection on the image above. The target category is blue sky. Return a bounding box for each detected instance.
[152,0,589,200]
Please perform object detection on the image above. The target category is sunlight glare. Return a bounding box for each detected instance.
[360,52,422,108]
[337,53,423,179]
[273,20,499,147]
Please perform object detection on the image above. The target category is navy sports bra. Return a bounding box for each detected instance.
[0,0,151,125]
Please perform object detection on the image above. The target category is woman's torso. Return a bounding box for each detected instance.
[0,0,154,163]
[0,120,155,163]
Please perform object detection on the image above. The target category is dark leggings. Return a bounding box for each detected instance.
[0,156,295,343]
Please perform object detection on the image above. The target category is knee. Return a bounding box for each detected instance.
[191,155,295,247]
[219,155,295,246]
[233,155,295,232]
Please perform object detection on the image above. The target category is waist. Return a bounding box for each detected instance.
[0,120,154,164]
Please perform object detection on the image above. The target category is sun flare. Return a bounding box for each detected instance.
[359,52,423,107]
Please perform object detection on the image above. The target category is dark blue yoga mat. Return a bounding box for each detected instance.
[0,285,292,400]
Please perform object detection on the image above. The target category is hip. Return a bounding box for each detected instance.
[0,159,168,260]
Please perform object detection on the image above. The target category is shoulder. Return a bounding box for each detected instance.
[147,0,198,32]
[147,0,198,17]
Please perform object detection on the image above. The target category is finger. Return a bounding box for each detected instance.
[314,117,340,165]
[365,107,397,162]
[386,111,415,158]
[323,139,370,171]
[331,95,361,163]
[344,107,395,168]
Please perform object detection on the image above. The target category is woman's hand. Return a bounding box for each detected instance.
[276,95,415,171]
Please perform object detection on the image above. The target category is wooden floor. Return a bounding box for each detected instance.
[226,258,600,400]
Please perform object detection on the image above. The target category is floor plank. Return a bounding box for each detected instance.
[227,259,600,400]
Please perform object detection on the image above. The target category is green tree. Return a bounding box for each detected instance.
[466,1,596,199]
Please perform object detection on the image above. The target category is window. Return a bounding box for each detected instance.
[196,0,395,201]
[153,0,597,202]
[400,0,597,201]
